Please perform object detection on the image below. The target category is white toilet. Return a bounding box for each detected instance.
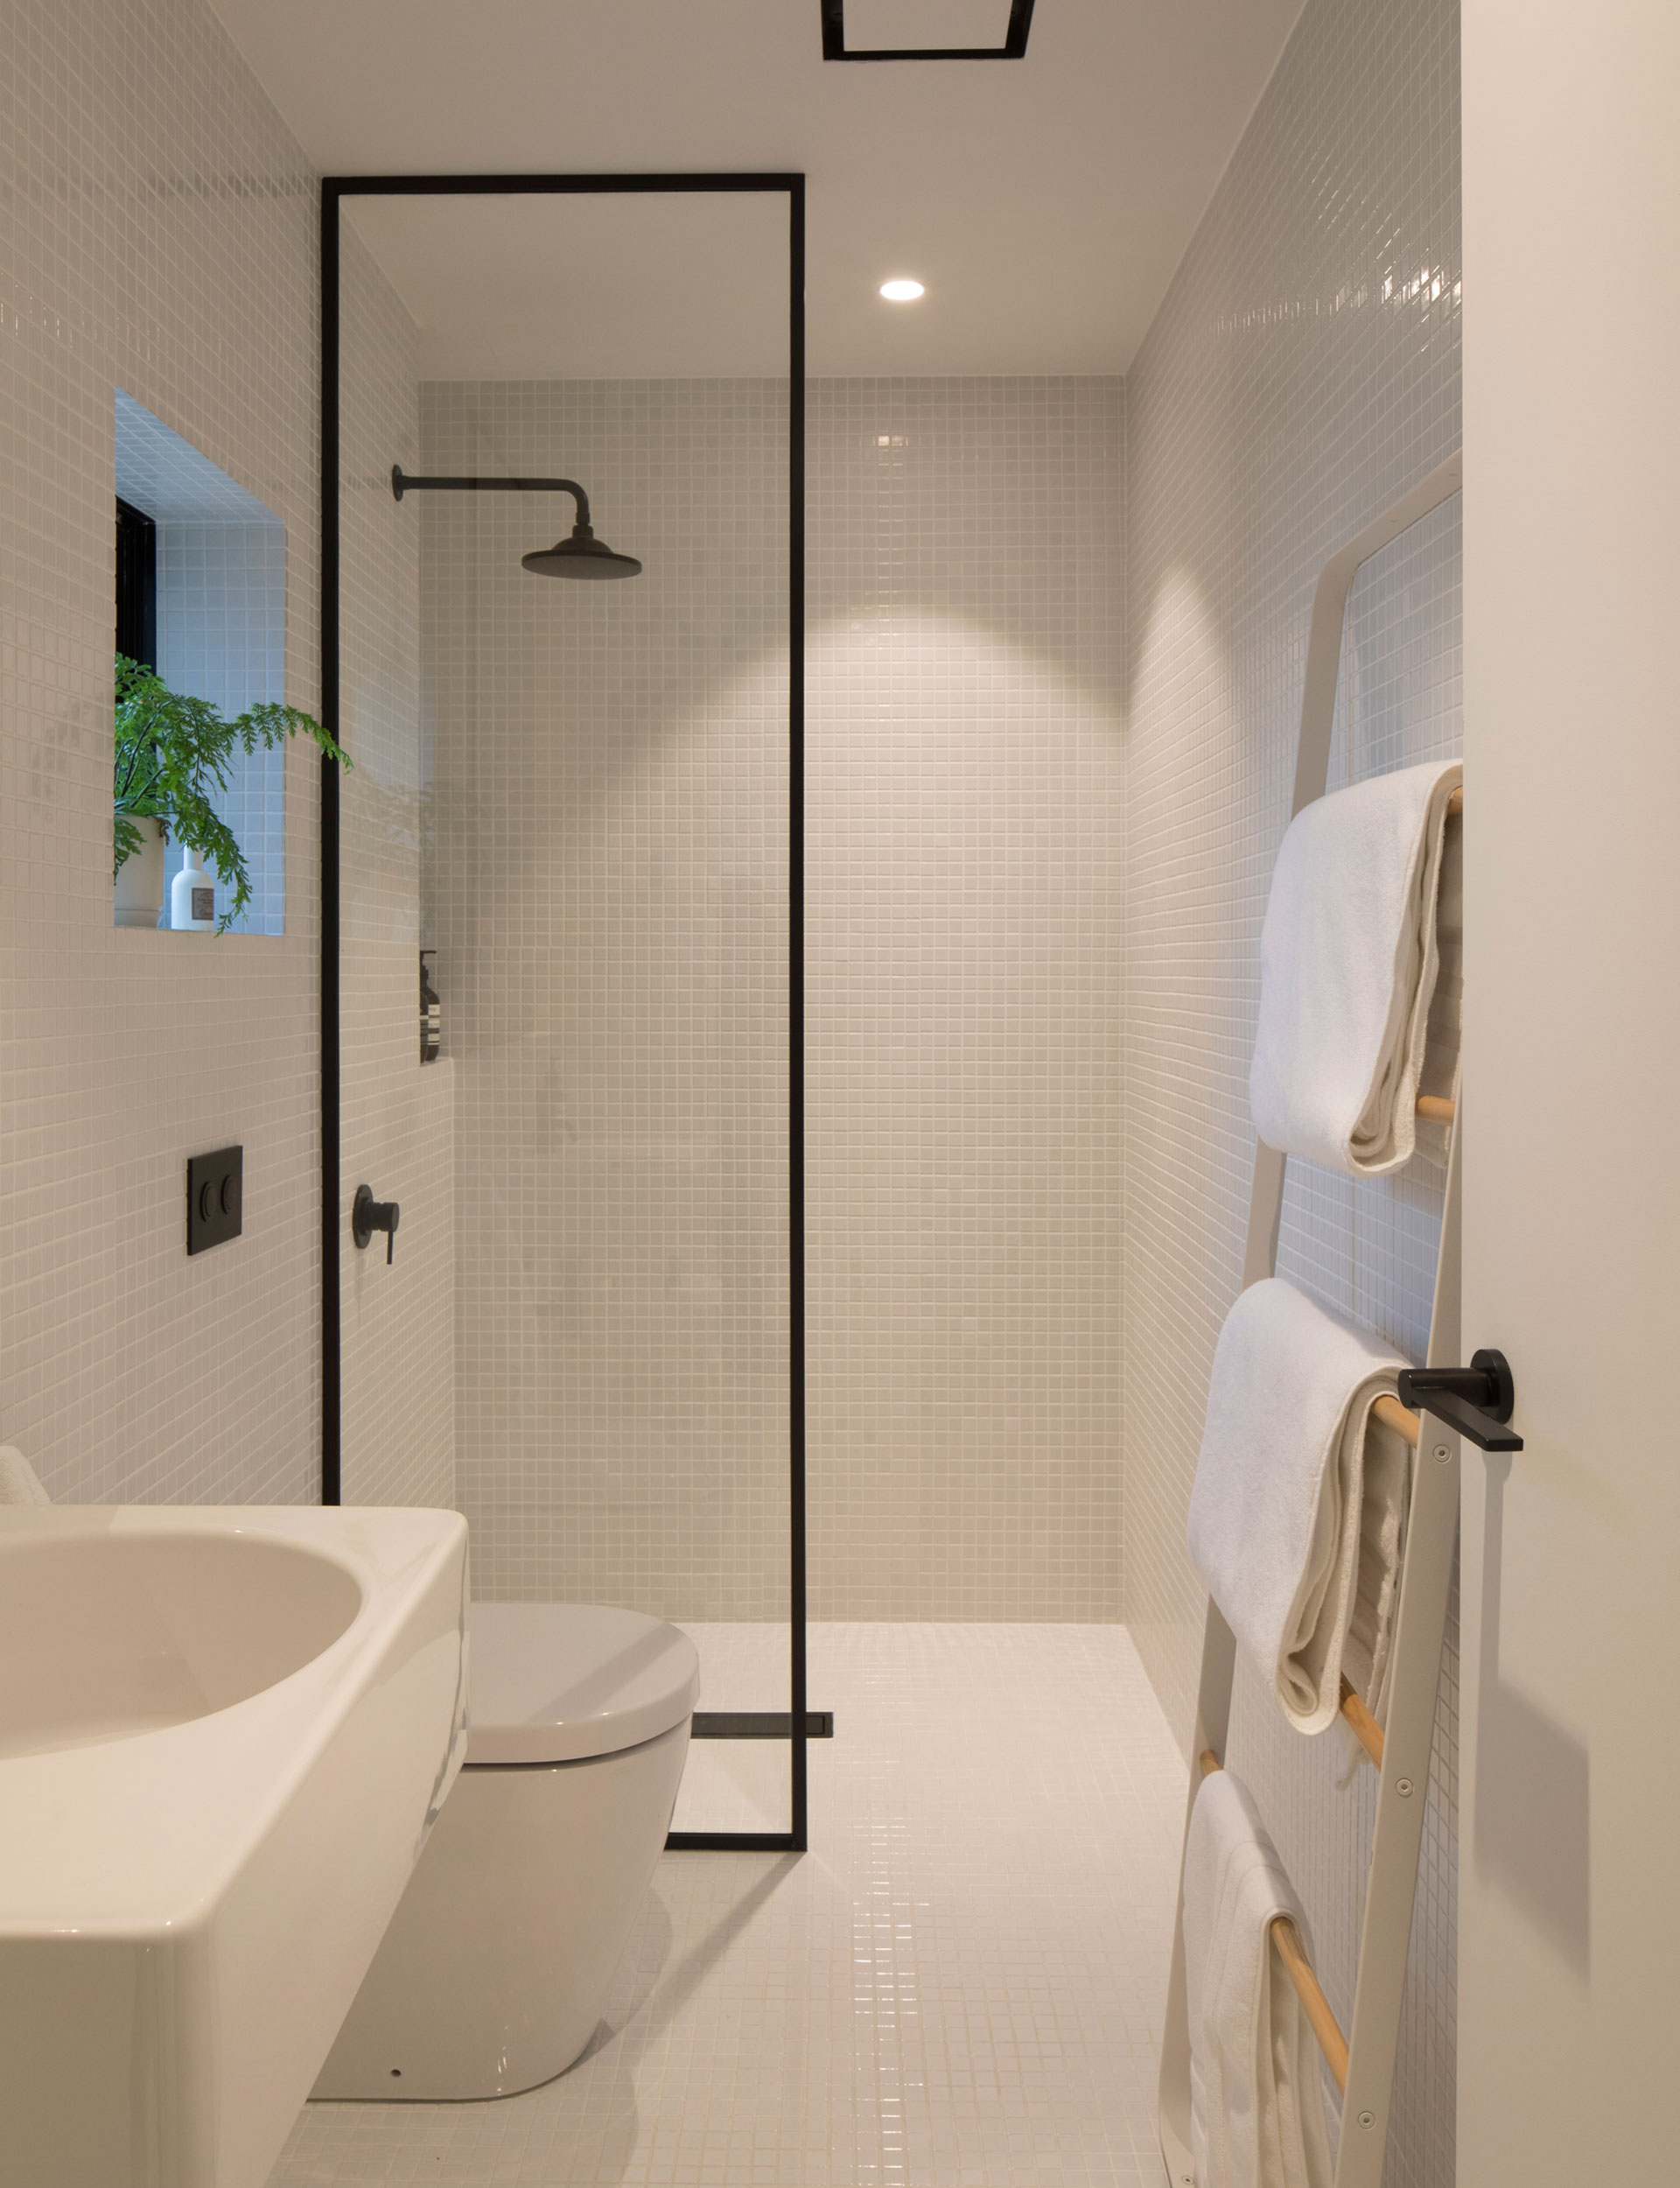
[313,1602,699,2100]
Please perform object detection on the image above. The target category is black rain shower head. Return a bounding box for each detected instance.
[522,528,643,580]
[390,466,642,580]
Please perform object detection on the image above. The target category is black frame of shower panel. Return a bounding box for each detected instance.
[319,172,810,1855]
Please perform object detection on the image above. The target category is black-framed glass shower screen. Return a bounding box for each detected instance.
[320,173,808,1850]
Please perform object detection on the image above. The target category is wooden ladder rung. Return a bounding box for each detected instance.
[1270,1916,1350,2093]
[1339,1676,1385,1769]
[1196,1752,1351,2093]
[1371,1390,1422,1446]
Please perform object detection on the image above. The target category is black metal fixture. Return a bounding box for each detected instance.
[186,1147,242,1256]
[323,170,811,1855]
[419,950,441,1064]
[821,0,1034,61]
[352,1183,401,1266]
[1397,1349,1524,1451]
[390,465,642,579]
[691,1712,835,1740]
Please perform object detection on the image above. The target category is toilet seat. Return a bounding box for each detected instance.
[466,1602,699,1764]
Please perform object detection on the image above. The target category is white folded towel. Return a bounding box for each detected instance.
[1184,1768,1334,2188]
[1250,760,1462,1175]
[0,1445,51,1504]
[1186,1278,1411,1736]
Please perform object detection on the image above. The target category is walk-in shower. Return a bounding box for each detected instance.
[389,465,643,579]
[324,175,808,1850]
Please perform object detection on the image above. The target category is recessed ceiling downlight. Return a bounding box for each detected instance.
[879,278,926,302]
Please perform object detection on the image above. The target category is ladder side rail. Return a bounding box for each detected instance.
[1158,1602,1240,2187]
[1157,449,1465,2185]
[1332,1119,1464,2182]
[1289,452,1464,822]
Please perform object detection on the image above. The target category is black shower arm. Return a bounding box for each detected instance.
[390,465,591,530]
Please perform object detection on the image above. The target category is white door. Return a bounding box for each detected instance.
[1460,5,1680,2180]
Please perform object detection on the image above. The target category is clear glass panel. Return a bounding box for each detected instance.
[336,188,793,1834]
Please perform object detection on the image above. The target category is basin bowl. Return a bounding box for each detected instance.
[0,1529,364,1758]
[0,1504,469,2188]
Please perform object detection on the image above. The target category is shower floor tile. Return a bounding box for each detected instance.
[269,1624,1185,2188]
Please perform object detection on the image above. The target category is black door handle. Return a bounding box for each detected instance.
[1396,1349,1523,1451]
[352,1183,401,1266]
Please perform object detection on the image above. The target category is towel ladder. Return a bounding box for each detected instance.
[1157,452,1466,2188]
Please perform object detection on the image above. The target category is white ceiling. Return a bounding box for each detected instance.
[211,0,1306,376]
[343,193,791,379]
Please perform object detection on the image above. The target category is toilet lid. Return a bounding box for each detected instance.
[466,1602,700,1764]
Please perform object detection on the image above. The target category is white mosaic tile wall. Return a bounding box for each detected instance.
[807,378,1125,1619]
[430,375,1123,1623]
[0,0,452,1517]
[336,221,456,1511]
[424,379,792,1619]
[0,0,322,1502]
[1121,1,1461,2181]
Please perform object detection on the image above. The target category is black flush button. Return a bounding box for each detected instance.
[186,1147,242,1255]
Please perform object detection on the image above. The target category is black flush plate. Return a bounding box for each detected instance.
[186,1147,242,1255]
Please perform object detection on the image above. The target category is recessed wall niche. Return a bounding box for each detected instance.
[113,391,288,934]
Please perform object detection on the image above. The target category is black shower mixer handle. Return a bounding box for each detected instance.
[353,1183,401,1266]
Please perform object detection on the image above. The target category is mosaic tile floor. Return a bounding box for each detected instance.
[270,1625,1186,2188]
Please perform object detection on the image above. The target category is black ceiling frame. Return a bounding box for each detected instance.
[820,0,1035,61]
[319,170,809,1855]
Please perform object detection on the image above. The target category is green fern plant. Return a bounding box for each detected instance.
[113,654,350,933]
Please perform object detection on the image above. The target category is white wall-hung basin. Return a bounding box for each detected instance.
[0,1504,469,2188]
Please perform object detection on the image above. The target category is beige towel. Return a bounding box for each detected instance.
[1250,760,1462,1175]
[1184,1768,1334,2188]
[1187,1279,1411,1736]
[0,1446,50,1505]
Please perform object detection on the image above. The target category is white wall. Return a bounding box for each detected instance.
[1123,0,1462,2177]
[424,375,1124,1622]
[1460,4,1680,2179]
[808,377,1125,1618]
[423,376,792,1616]
[0,0,450,1515]
[0,0,323,1502]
